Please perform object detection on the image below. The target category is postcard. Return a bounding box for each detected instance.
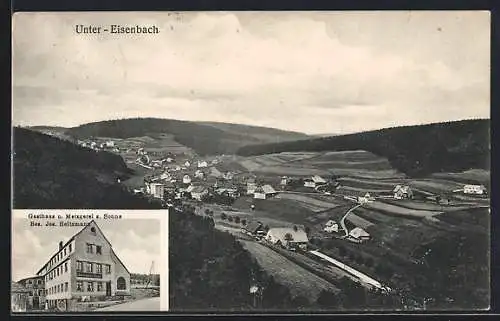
[12,11,490,313]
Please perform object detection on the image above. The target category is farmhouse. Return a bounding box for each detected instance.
[349,227,370,242]
[304,175,327,188]
[266,227,309,250]
[197,160,208,168]
[324,220,339,233]
[254,185,277,200]
[184,161,191,168]
[11,282,30,312]
[246,178,257,195]
[463,184,487,195]
[358,193,375,204]
[18,276,46,310]
[36,221,130,311]
[244,221,264,235]
[393,185,413,199]
[216,187,240,198]
[160,171,171,180]
[189,186,209,201]
[280,176,289,186]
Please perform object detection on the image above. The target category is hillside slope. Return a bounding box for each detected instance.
[12,127,152,209]
[63,118,310,156]
[237,119,490,177]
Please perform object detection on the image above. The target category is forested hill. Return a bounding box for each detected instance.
[63,118,310,155]
[12,127,151,209]
[237,119,490,177]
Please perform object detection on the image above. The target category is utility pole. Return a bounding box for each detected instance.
[145,261,155,289]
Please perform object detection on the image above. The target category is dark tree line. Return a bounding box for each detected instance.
[237,119,490,177]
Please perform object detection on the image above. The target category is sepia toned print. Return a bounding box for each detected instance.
[12,11,489,312]
[11,210,168,312]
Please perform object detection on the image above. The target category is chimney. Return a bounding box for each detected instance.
[59,241,63,250]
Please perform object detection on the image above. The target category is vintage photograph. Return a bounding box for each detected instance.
[11,210,168,312]
[12,11,490,312]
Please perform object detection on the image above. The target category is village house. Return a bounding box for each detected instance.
[254,185,277,200]
[149,182,165,199]
[323,220,339,233]
[11,282,30,312]
[223,171,234,180]
[280,176,289,187]
[216,187,240,198]
[197,160,208,168]
[35,221,130,311]
[304,175,327,188]
[244,221,265,236]
[358,192,375,204]
[188,185,209,201]
[463,184,487,195]
[349,227,371,242]
[184,161,191,168]
[265,227,309,250]
[246,177,257,195]
[105,141,115,148]
[18,276,46,310]
[194,170,205,179]
[393,185,413,199]
[182,175,192,185]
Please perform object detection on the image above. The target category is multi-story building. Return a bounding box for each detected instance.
[35,220,131,310]
[17,276,46,310]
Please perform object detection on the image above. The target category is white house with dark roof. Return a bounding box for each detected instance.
[265,227,309,250]
[254,185,277,199]
[304,175,327,188]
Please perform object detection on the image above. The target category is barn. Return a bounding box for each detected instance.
[265,227,309,250]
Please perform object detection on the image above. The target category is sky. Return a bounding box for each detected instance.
[12,11,490,134]
[12,218,161,281]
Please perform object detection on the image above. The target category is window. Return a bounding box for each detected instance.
[69,244,72,252]
[87,282,94,292]
[96,263,102,274]
[117,277,126,290]
[64,262,68,272]
[76,281,83,292]
[39,289,43,296]
[105,264,111,274]
[86,243,93,254]
[56,268,59,276]
[64,248,67,256]
[38,279,42,285]
[56,284,59,293]
[97,282,103,292]
[65,282,68,292]
[91,227,96,234]
[29,291,33,297]
[96,245,102,255]
[86,262,93,273]
[76,261,83,271]
[28,280,32,284]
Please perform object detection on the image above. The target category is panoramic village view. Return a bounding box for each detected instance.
[12,12,490,312]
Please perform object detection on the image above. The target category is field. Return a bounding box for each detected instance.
[380,199,479,212]
[362,201,440,218]
[431,169,490,186]
[277,193,340,212]
[240,240,339,302]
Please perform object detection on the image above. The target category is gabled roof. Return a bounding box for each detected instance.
[267,227,309,243]
[255,184,276,194]
[36,220,130,276]
[393,184,411,192]
[349,227,370,238]
[245,221,264,233]
[312,175,327,183]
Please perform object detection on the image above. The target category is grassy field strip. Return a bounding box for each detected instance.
[240,240,340,301]
[337,185,393,193]
[329,169,405,179]
[346,213,375,229]
[278,193,339,208]
[257,166,330,176]
[239,159,262,171]
[379,199,476,212]
[337,177,400,187]
[431,170,490,185]
[363,201,440,218]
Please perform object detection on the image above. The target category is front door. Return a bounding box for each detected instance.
[32,296,39,310]
[106,281,112,296]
